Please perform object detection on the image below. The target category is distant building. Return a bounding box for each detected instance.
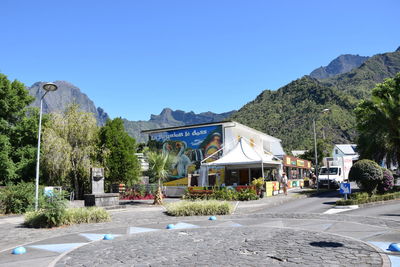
[291,150,307,157]
[332,144,359,161]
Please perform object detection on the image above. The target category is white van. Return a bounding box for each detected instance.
[318,156,353,188]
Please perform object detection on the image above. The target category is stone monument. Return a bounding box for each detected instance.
[84,167,119,207]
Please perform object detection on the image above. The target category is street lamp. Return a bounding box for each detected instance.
[313,108,330,192]
[35,82,58,211]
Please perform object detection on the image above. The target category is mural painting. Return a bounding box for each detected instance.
[149,125,223,180]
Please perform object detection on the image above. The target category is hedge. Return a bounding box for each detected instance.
[165,200,233,216]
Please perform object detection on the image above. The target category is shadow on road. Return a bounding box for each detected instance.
[310,241,343,248]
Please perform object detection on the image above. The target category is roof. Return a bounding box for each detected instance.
[271,141,286,156]
[142,120,281,143]
[203,138,281,166]
[141,121,233,134]
[335,144,358,155]
[291,150,307,157]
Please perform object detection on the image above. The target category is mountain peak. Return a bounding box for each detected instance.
[310,54,369,79]
[28,81,109,125]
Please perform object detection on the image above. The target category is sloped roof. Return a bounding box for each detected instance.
[291,150,307,157]
[203,138,281,166]
[335,144,358,155]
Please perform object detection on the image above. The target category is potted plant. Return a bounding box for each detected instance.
[251,177,265,198]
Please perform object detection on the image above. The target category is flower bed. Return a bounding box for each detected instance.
[120,194,155,200]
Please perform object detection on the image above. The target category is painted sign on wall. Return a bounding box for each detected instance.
[150,125,223,179]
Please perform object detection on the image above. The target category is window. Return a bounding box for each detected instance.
[335,149,338,155]
[319,167,339,175]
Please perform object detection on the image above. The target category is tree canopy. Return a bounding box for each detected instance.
[98,118,141,187]
[41,104,99,198]
[0,73,39,185]
[355,72,400,167]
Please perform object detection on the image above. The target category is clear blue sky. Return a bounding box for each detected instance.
[1,0,399,120]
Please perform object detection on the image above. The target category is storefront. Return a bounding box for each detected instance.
[283,155,311,188]
[142,121,285,196]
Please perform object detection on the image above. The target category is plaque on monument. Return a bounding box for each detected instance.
[91,167,105,194]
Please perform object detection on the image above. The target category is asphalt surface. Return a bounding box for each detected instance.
[343,201,400,220]
[1,189,400,266]
[261,190,342,214]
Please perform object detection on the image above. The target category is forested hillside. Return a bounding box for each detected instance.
[232,48,400,152]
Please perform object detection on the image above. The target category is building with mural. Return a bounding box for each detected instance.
[142,121,286,196]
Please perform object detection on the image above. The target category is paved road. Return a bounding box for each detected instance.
[343,201,400,221]
[1,190,400,266]
[262,190,342,214]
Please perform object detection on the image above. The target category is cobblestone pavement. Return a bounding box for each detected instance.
[56,227,382,267]
[0,192,399,266]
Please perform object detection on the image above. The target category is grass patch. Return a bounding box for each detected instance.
[336,191,400,206]
[24,207,111,228]
[165,200,233,216]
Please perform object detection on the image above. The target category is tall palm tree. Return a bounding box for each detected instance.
[147,151,174,205]
[355,73,400,168]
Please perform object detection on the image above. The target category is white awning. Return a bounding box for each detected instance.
[203,138,281,167]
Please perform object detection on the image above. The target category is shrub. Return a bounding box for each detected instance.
[25,207,111,228]
[212,187,239,201]
[0,182,46,214]
[237,188,259,201]
[166,200,233,216]
[64,207,111,224]
[349,159,383,194]
[350,192,369,200]
[377,168,394,194]
[336,191,400,205]
[183,187,259,201]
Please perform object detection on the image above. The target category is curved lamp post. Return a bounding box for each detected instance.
[35,82,58,211]
[313,108,330,192]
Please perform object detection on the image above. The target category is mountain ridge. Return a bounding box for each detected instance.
[124,108,236,143]
[232,48,400,151]
[310,54,369,79]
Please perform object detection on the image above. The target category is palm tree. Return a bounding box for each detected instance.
[147,151,174,205]
[355,73,400,168]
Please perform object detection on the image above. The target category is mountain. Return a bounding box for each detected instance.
[28,81,109,125]
[28,81,235,142]
[310,54,369,79]
[123,108,236,143]
[232,48,400,152]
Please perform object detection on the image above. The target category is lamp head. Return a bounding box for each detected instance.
[322,108,330,113]
[42,82,58,92]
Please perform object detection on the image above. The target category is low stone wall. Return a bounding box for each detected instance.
[84,193,119,207]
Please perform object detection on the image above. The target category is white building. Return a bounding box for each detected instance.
[332,144,359,161]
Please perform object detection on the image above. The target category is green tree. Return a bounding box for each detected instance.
[0,135,16,183]
[0,73,39,185]
[146,151,174,205]
[99,118,141,187]
[355,73,400,167]
[349,159,383,194]
[41,104,99,199]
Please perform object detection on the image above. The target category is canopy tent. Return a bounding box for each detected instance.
[202,138,281,167]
